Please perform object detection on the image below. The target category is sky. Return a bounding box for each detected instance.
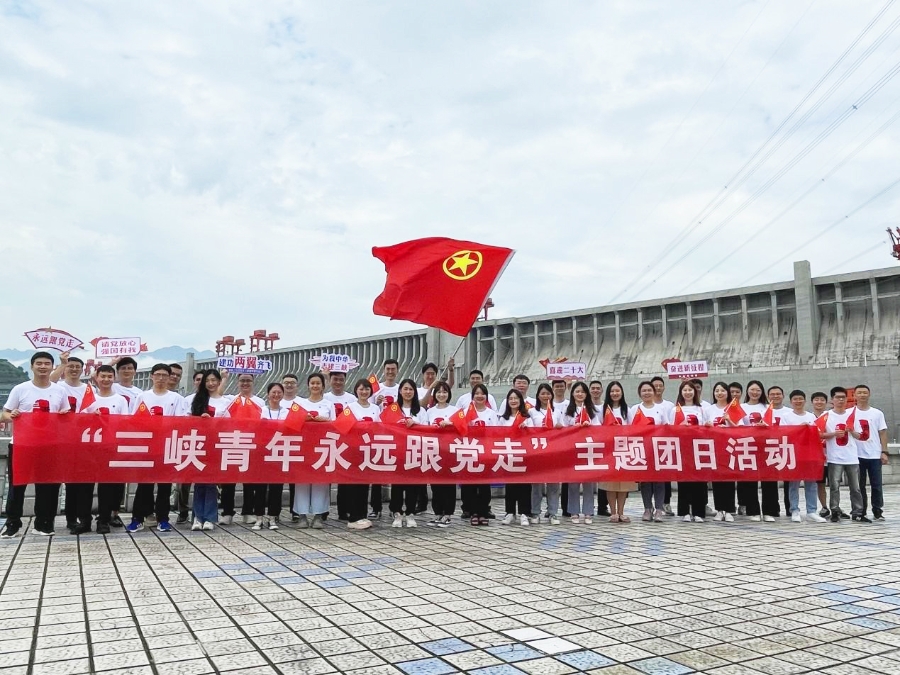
[2,0,900,354]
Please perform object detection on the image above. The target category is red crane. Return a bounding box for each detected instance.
[888,228,900,260]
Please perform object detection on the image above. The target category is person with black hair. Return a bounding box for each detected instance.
[598,381,636,522]
[499,389,533,526]
[810,391,832,517]
[853,384,888,522]
[293,373,336,529]
[739,380,778,522]
[426,381,459,527]
[563,382,600,524]
[822,386,864,522]
[671,381,708,523]
[189,370,230,530]
[347,379,380,530]
[373,358,401,407]
[466,383,498,526]
[780,390,825,523]
[0,352,71,538]
[705,382,737,522]
[253,382,288,531]
[632,381,668,522]
[109,356,143,527]
[390,380,428,528]
[529,383,563,524]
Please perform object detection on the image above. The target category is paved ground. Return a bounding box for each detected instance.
[1,488,899,675]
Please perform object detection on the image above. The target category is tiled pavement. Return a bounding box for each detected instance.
[1,488,900,674]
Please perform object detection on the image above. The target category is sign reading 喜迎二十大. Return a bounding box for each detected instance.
[309,353,359,373]
[545,361,586,380]
[217,355,273,375]
[666,360,709,380]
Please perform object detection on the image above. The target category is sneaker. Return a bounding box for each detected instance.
[724,512,734,523]
[157,521,173,532]
[72,524,91,535]
[583,516,593,525]
[348,519,371,530]
[68,523,79,535]
[749,515,761,522]
[32,527,53,536]
[297,515,309,528]
[367,511,382,520]
[487,510,496,519]
[202,521,214,531]
[406,515,417,528]
[713,511,725,522]
[310,515,324,529]
[682,515,692,523]
[663,504,674,516]
[653,510,664,522]
[292,513,300,523]
[438,515,452,527]
[738,505,747,516]
[763,515,776,523]
[693,516,704,523]
[807,513,827,523]
[831,511,841,522]
[875,514,886,522]
[819,507,830,518]
[251,518,263,531]
[244,515,256,525]
[461,512,471,520]
[176,513,189,524]
[268,518,278,530]
[840,512,850,520]
[528,516,540,525]
[392,514,403,528]
[126,520,144,533]
[642,509,652,522]
[571,515,582,524]
[110,514,125,528]
[852,515,873,523]
[550,515,561,525]
[705,505,716,517]
[191,519,202,531]
[219,515,233,525]
[502,513,515,525]
[791,512,802,523]
[520,514,530,526]
[96,522,110,535]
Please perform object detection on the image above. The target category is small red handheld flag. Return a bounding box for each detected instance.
[333,406,358,435]
[81,386,96,411]
[725,398,746,425]
[576,406,591,425]
[762,404,774,426]
[846,408,856,429]
[133,402,150,417]
[603,406,619,426]
[284,403,308,432]
[814,412,829,432]
[367,375,381,394]
[372,237,515,336]
[631,407,654,426]
[513,411,529,429]
[451,407,469,435]
[380,403,406,425]
[543,407,555,429]
[673,404,685,425]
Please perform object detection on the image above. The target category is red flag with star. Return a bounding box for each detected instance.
[726,398,746,425]
[372,237,515,336]
[333,406,358,435]
[284,402,309,433]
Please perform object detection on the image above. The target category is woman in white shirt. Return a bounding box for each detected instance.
[252,383,288,531]
[529,383,562,524]
[671,381,707,523]
[599,381,637,522]
[498,389,532,526]
[706,381,737,522]
[344,379,378,530]
[632,381,667,522]
[189,370,230,531]
[739,380,777,522]
[390,380,429,528]
[468,383,498,526]
[293,373,336,529]
[563,382,599,524]
[426,381,458,526]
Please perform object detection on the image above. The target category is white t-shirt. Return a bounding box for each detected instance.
[779,409,817,425]
[562,406,602,427]
[183,392,197,408]
[529,406,562,428]
[853,406,887,460]
[655,399,675,417]
[497,396,536,417]
[400,407,429,425]
[298,397,336,421]
[742,402,768,426]
[259,405,289,421]
[280,395,302,410]
[704,404,731,426]
[498,413,532,428]
[190,395,231,417]
[82,393,131,416]
[456,392,498,411]
[629,402,668,425]
[3,381,71,441]
[604,405,630,424]
[469,407,498,427]
[113,383,144,413]
[135,390,185,416]
[370,382,400,408]
[426,405,459,426]
[325,391,357,416]
[823,409,859,465]
[551,399,568,414]
[668,405,704,426]
[57,380,92,413]
[348,401,381,422]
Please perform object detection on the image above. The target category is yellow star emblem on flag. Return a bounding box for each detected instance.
[442,250,483,280]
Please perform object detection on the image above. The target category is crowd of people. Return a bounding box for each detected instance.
[0,351,889,538]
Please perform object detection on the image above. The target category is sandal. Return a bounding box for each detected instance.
[619,515,631,523]
[470,516,479,526]
[478,517,490,526]
[609,514,620,523]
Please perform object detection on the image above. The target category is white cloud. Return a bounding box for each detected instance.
[1,0,899,354]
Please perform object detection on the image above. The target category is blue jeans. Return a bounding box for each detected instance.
[193,484,218,524]
[859,458,884,517]
[788,481,818,514]
[531,483,560,516]
[566,483,596,516]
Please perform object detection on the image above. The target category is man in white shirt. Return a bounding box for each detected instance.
[497,374,537,416]
[811,391,832,518]
[781,390,826,523]
[325,369,360,521]
[0,351,71,537]
[455,369,498,410]
[127,364,185,533]
[82,365,131,534]
[821,386,864,522]
[853,384,889,522]
[175,370,204,523]
[168,363,184,393]
[280,373,303,521]
[767,385,792,516]
[368,359,401,518]
[110,356,143,527]
[651,376,676,515]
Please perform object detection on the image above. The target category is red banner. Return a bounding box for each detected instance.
[11,413,824,485]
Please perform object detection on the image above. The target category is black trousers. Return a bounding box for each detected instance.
[369,484,383,513]
[33,483,60,532]
[712,481,736,513]
[4,443,25,527]
[665,482,673,504]
[389,485,420,515]
[336,484,351,519]
[561,482,569,516]
[241,485,256,515]
[64,483,94,526]
[97,483,120,525]
[737,481,780,517]
[175,483,191,517]
[597,488,610,514]
[346,484,369,522]
[504,484,531,516]
[416,485,429,512]
[460,485,475,515]
[113,483,125,511]
[220,484,236,516]
[677,482,707,517]
[253,484,283,517]
[133,483,171,522]
[431,485,456,516]
[783,482,790,515]
[472,485,492,517]
[761,481,780,517]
